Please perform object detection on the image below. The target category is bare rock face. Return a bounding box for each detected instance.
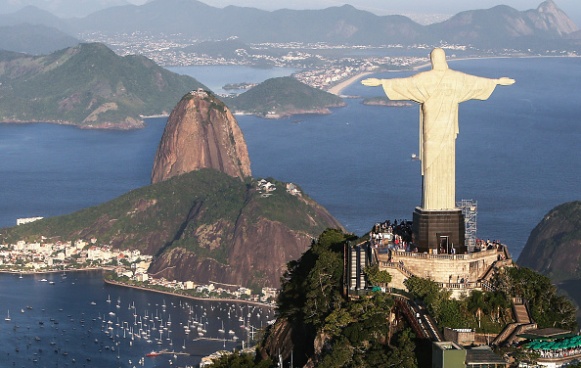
[151,90,251,184]
[525,0,579,36]
[146,187,345,289]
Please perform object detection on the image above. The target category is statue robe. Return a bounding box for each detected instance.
[380,69,499,210]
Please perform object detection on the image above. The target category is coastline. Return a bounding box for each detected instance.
[327,55,581,96]
[327,71,373,95]
[0,267,104,275]
[103,278,274,309]
[0,119,145,130]
[2,267,274,308]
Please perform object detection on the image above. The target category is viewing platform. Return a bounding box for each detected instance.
[376,244,512,298]
[347,224,514,299]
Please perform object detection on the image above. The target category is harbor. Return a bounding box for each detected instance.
[0,271,273,368]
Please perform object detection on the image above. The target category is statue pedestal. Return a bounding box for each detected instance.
[412,207,466,254]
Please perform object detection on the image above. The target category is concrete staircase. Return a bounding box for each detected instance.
[513,303,530,324]
[492,300,535,347]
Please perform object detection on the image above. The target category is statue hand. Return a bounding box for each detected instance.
[497,77,515,86]
[362,78,382,87]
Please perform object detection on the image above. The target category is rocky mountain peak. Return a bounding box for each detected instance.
[527,0,578,35]
[151,89,252,184]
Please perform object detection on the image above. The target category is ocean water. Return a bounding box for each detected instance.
[167,65,298,94]
[0,271,272,368]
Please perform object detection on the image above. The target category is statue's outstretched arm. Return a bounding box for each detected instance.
[361,78,382,87]
[496,77,515,86]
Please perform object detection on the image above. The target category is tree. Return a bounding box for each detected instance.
[485,291,510,324]
[207,351,273,368]
[467,290,486,328]
[364,264,392,288]
[384,328,418,368]
[506,267,578,330]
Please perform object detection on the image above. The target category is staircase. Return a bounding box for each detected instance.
[513,303,530,324]
[491,300,535,347]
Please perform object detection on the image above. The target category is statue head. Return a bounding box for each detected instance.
[430,48,448,71]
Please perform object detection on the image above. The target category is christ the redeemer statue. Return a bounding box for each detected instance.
[362,48,514,211]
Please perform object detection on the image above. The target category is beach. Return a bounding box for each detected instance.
[325,55,558,96]
[327,71,373,95]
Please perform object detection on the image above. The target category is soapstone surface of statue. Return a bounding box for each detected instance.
[362,48,515,211]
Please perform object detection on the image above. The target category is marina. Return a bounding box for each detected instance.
[0,271,273,368]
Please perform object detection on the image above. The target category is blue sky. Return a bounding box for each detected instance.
[130,0,581,27]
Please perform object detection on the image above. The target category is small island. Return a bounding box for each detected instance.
[223,82,257,90]
[363,96,414,107]
[225,77,346,118]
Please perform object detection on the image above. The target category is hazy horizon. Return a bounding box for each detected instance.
[128,0,581,27]
[1,0,579,26]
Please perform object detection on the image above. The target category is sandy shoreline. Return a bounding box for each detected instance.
[326,55,579,96]
[327,71,373,95]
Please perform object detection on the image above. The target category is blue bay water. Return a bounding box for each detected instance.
[0,271,272,368]
[167,65,298,94]
[0,59,580,366]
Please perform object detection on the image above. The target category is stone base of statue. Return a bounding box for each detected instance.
[412,207,466,254]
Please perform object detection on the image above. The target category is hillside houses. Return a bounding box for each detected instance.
[256,179,302,197]
[0,238,151,271]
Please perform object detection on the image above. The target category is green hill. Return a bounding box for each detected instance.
[0,42,206,129]
[226,76,346,118]
[3,169,343,288]
[518,201,581,282]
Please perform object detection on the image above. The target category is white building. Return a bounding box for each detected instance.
[16,217,43,225]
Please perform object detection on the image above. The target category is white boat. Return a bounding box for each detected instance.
[5,310,11,321]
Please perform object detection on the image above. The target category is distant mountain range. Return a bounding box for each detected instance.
[0,43,205,128]
[0,0,579,53]
[0,0,129,18]
[0,24,78,54]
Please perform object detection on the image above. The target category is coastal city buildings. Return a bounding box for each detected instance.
[79,32,488,92]
[0,238,277,305]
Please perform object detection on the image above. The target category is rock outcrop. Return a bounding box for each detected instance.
[147,196,344,288]
[525,0,578,36]
[151,90,251,184]
[517,201,581,281]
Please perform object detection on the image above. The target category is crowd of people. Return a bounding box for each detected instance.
[369,219,415,252]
